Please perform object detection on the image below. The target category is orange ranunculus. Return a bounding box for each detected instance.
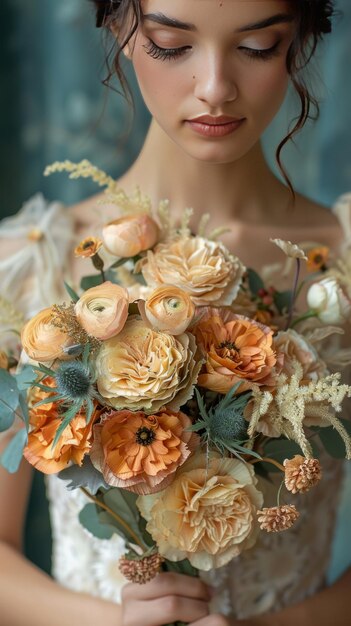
[192,308,277,394]
[102,214,159,258]
[0,350,8,369]
[74,237,103,258]
[23,388,101,473]
[21,307,74,362]
[75,281,129,341]
[139,286,195,335]
[91,409,197,495]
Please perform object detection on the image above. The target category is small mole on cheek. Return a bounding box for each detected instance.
[193,75,195,79]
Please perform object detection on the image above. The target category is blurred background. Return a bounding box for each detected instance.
[0,0,350,583]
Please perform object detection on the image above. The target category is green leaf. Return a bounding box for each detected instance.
[247,268,264,296]
[109,257,130,270]
[0,428,28,473]
[317,420,351,459]
[274,290,293,315]
[0,369,20,432]
[15,365,37,391]
[261,438,319,472]
[58,457,109,494]
[80,270,118,291]
[78,503,116,540]
[64,281,80,303]
[103,489,142,545]
[18,391,30,432]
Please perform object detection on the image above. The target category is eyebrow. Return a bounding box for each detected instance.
[142,12,295,33]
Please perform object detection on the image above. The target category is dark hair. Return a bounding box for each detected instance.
[92,0,336,194]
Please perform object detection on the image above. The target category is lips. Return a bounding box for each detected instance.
[188,115,244,125]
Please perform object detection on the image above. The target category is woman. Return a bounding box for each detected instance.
[0,1,350,624]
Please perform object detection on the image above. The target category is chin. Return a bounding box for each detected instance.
[177,140,255,165]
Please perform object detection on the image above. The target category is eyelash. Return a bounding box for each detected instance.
[143,39,280,62]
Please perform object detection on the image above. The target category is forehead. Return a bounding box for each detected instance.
[141,0,294,31]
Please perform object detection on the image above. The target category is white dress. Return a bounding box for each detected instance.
[0,194,350,620]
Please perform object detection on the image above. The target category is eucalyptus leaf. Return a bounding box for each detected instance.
[103,489,141,542]
[79,503,116,540]
[15,365,37,391]
[274,290,293,315]
[0,428,28,473]
[0,369,20,432]
[64,281,80,303]
[58,457,109,494]
[247,268,264,296]
[18,391,30,432]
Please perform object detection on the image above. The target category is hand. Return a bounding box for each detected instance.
[120,571,211,626]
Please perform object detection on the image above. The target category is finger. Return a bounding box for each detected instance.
[122,572,212,602]
[124,596,210,626]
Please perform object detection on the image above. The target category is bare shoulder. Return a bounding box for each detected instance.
[294,192,344,249]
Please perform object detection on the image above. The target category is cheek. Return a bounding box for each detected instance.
[245,62,290,120]
[133,50,189,116]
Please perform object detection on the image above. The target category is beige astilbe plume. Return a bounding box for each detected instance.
[247,360,351,460]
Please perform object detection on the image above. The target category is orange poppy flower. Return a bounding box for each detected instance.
[192,308,277,394]
[91,408,197,495]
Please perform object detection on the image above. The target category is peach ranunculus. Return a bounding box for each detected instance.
[137,235,245,306]
[138,286,195,335]
[102,214,159,258]
[23,385,100,474]
[0,350,8,369]
[274,329,328,382]
[21,307,75,362]
[90,408,197,495]
[192,308,277,394]
[75,281,129,341]
[137,452,263,570]
[96,318,202,414]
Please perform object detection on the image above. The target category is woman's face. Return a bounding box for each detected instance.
[128,0,296,164]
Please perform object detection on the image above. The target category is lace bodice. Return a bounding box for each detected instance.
[1,194,350,619]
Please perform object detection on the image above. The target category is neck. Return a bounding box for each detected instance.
[121,118,290,225]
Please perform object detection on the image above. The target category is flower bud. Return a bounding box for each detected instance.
[139,286,195,335]
[75,281,129,341]
[102,214,159,258]
[307,277,351,324]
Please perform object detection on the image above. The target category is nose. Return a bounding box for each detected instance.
[193,50,238,108]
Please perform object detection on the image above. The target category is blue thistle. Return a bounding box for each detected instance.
[190,384,261,461]
[32,343,102,447]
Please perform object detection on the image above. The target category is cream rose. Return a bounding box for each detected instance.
[21,307,74,362]
[102,214,159,258]
[274,329,328,382]
[137,235,245,306]
[95,318,202,413]
[139,286,195,335]
[137,452,263,570]
[75,282,129,341]
[307,277,351,324]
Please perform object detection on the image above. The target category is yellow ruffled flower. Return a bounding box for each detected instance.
[95,318,202,414]
[137,452,263,570]
[74,237,103,258]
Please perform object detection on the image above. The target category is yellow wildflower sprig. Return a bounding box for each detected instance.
[44,159,117,192]
[248,361,351,460]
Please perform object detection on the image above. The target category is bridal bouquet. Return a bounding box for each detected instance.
[1,161,351,622]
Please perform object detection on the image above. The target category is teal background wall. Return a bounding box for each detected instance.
[1,0,350,582]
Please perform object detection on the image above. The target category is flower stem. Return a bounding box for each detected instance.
[80,487,145,551]
[285,258,301,330]
[290,311,318,329]
[277,480,285,507]
[250,457,285,472]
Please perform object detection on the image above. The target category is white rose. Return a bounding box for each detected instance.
[307,277,351,324]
